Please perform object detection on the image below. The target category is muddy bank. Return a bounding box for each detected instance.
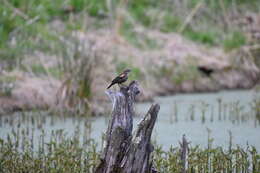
[0,30,259,115]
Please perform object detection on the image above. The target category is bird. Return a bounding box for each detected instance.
[107,69,131,89]
[198,66,214,77]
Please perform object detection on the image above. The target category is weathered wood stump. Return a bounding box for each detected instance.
[179,135,190,173]
[95,81,160,173]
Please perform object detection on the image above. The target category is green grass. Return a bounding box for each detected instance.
[0,0,89,64]
[119,19,161,49]
[223,31,246,51]
[0,135,99,172]
[0,0,259,84]
[0,126,259,172]
[160,15,182,33]
[188,0,260,9]
[0,75,16,97]
[31,64,47,75]
[1,0,259,63]
[152,59,199,85]
[154,145,260,172]
[183,28,218,46]
[119,20,141,48]
[172,63,200,85]
[48,67,62,79]
[1,95,260,172]
[26,65,62,78]
[128,0,160,27]
[84,0,107,17]
[116,61,144,81]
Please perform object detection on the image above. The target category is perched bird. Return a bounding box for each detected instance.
[107,69,131,89]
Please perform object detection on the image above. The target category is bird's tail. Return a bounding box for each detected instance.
[107,83,114,89]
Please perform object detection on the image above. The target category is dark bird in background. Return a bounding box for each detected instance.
[107,69,131,89]
[198,66,214,77]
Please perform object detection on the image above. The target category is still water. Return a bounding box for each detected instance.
[0,90,259,150]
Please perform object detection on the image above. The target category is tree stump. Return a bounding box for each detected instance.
[179,135,190,173]
[95,81,160,173]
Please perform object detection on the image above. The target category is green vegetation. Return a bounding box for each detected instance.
[1,138,259,173]
[0,75,16,97]
[116,61,144,81]
[0,0,259,115]
[0,94,259,172]
[120,0,259,48]
[0,130,99,172]
[152,58,200,85]
[0,0,259,92]
[30,64,47,76]
[1,1,259,171]
[172,64,200,85]
[0,119,259,172]
[160,14,182,33]
[223,31,246,51]
[1,0,259,64]
[57,36,94,114]
[119,19,160,49]
[183,29,218,46]
[154,145,260,172]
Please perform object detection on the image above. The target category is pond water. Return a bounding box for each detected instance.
[0,90,259,151]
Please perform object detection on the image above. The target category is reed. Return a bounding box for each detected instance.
[0,111,259,173]
[1,93,260,172]
[153,143,260,173]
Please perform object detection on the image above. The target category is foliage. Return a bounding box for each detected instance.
[1,0,259,66]
[0,127,259,172]
[223,31,246,51]
[116,61,144,81]
[160,14,182,33]
[172,63,200,85]
[55,36,94,114]
[183,28,218,46]
[0,75,16,97]
[152,59,200,85]
[0,133,99,173]
[153,145,260,172]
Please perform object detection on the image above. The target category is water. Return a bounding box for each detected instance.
[0,90,259,151]
[136,89,260,150]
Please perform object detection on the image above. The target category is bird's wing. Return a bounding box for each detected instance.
[119,72,126,78]
[111,76,120,83]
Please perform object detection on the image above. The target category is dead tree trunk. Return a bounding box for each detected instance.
[95,81,160,173]
[179,135,189,173]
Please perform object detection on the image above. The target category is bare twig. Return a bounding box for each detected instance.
[178,0,204,33]
[219,0,231,30]
[3,0,29,20]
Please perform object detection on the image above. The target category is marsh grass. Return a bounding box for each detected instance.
[0,76,16,97]
[2,0,259,68]
[52,35,95,115]
[223,31,247,51]
[0,111,99,172]
[1,114,259,173]
[153,140,260,173]
[1,94,260,172]
[117,0,259,48]
[171,62,200,85]
[0,132,100,173]
[154,145,258,173]
[169,95,260,126]
[116,61,144,81]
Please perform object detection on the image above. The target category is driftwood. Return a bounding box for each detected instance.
[95,81,160,173]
